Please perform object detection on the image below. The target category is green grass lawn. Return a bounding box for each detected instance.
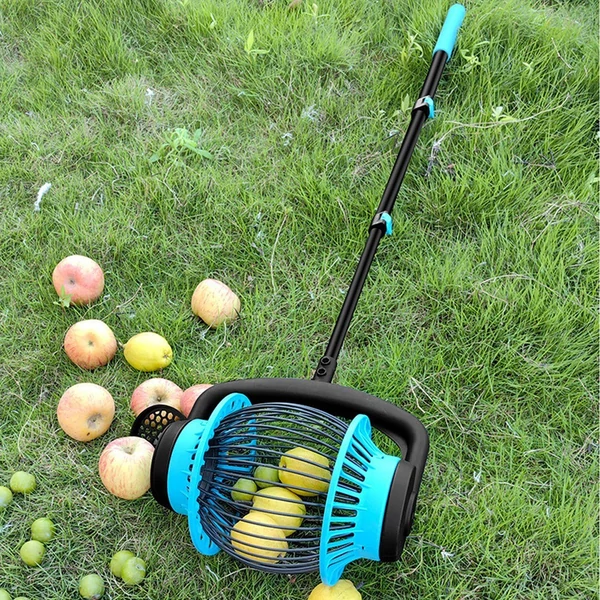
[0,0,598,598]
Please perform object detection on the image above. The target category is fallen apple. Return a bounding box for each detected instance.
[0,589,10,600]
[98,437,154,500]
[180,384,213,417]
[52,255,104,306]
[121,557,146,586]
[110,550,136,578]
[191,278,240,328]
[20,540,45,566]
[79,574,104,600]
[57,383,115,442]
[31,517,56,542]
[308,580,362,600]
[130,378,183,416]
[10,471,36,494]
[0,486,13,509]
[64,319,117,370]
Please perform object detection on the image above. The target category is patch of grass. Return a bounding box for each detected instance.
[0,0,597,598]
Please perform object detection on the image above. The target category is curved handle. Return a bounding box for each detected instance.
[191,378,429,481]
[433,4,466,62]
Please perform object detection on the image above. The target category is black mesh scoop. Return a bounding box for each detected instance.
[130,405,185,447]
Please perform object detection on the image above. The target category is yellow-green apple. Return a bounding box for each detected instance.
[180,384,213,417]
[64,319,117,370]
[130,378,183,416]
[98,436,154,500]
[191,278,240,328]
[52,255,104,306]
[57,382,115,442]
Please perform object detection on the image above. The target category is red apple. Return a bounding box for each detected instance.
[191,278,240,328]
[130,378,183,416]
[180,384,213,417]
[52,255,104,306]
[57,383,115,442]
[64,319,117,370]
[98,436,154,500]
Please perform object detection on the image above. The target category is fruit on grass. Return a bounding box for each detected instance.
[0,486,13,509]
[121,557,146,585]
[98,437,154,500]
[231,478,258,502]
[31,517,56,543]
[52,255,105,306]
[231,512,288,564]
[64,320,117,370]
[130,378,183,416]
[0,589,11,600]
[254,465,280,488]
[79,574,105,600]
[307,579,362,600]
[251,486,306,536]
[191,278,240,328]
[180,384,213,417]
[10,471,36,494]
[279,447,330,496]
[123,332,173,372]
[110,550,136,578]
[19,540,45,566]
[57,383,115,442]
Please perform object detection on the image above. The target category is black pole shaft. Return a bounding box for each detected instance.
[313,51,448,383]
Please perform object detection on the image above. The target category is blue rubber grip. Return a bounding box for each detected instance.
[433,4,466,62]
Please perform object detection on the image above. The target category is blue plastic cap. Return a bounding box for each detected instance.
[433,4,466,62]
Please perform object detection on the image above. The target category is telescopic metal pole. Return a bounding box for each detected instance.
[313,5,466,383]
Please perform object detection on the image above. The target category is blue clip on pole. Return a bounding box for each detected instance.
[433,4,466,62]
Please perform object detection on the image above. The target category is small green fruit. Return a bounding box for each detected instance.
[109,550,135,578]
[121,557,146,585]
[253,466,280,488]
[0,486,13,509]
[231,478,258,502]
[31,518,56,542]
[10,471,36,494]
[19,540,45,566]
[79,574,104,599]
[0,588,12,600]
[14,597,31,600]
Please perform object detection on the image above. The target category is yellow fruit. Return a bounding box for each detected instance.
[123,332,172,372]
[19,540,45,566]
[121,557,146,586]
[110,550,135,578]
[230,512,288,564]
[31,518,56,542]
[307,580,362,600]
[279,447,330,496]
[251,486,306,536]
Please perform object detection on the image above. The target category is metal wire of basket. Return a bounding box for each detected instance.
[194,403,349,573]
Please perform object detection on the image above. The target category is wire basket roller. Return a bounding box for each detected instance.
[133,393,412,585]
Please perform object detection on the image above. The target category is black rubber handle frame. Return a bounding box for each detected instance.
[191,378,428,471]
